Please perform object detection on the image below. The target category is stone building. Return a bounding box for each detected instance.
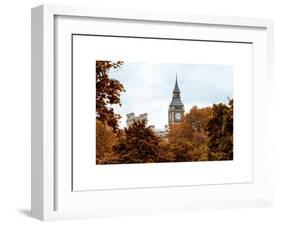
[126,113,168,138]
[126,112,148,127]
[168,75,185,126]
[125,74,185,137]
[148,125,169,138]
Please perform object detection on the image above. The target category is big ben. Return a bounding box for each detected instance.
[168,75,185,126]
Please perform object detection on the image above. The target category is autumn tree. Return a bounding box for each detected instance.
[96,61,125,132]
[205,99,233,161]
[96,120,119,164]
[113,120,163,163]
[164,139,195,162]
[188,106,212,160]
[168,119,193,143]
[187,106,212,133]
[167,106,212,161]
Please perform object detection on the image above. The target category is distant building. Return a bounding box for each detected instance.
[168,75,185,127]
[149,125,169,138]
[126,112,148,127]
[125,74,185,138]
[126,113,168,138]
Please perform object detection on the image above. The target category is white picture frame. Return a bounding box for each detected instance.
[31,4,274,221]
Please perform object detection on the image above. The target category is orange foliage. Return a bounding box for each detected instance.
[95,61,233,164]
[96,61,125,132]
[96,120,118,164]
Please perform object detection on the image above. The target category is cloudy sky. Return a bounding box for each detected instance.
[108,62,233,129]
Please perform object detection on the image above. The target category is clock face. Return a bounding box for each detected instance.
[175,113,181,120]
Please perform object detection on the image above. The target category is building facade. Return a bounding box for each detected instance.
[149,125,169,138]
[126,75,185,136]
[168,76,185,126]
[126,112,148,127]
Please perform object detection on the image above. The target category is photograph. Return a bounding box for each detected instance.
[96,61,233,164]
[27,2,275,221]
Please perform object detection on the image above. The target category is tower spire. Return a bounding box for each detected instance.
[168,73,185,126]
[174,73,180,92]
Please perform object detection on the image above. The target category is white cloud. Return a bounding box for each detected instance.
[110,62,233,129]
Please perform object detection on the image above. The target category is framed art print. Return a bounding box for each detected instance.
[31,5,274,220]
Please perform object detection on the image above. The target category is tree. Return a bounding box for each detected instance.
[168,123,192,144]
[113,120,162,163]
[188,106,212,133]
[167,106,212,161]
[96,120,119,164]
[165,138,196,162]
[205,99,233,160]
[96,61,125,132]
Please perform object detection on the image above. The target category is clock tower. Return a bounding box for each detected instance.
[168,75,185,126]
